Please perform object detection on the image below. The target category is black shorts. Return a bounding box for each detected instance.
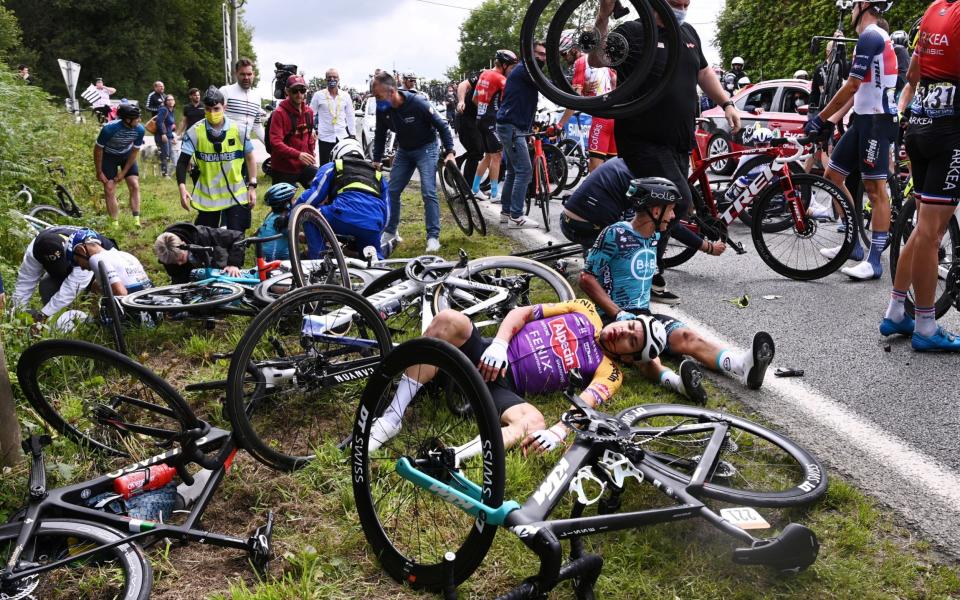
[828,113,898,181]
[479,119,503,154]
[458,122,483,156]
[458,327,526,416]
[559,213,602,252]
[100,152,139,179]
[906,118,960,207]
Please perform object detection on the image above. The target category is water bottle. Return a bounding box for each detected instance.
[114,463,177,499]
[725,175,751,204]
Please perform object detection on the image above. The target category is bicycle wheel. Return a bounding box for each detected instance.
[438,160,473,236]
[662,185,706,269]
[732,155,805,230]
[544,143,567,198]
[751,173,856,280]
[288,203,350,289]
[352,337,505,591]
[888,197,960,319]
[17,340,200,462]
[433,256,575,336]
[447,159,488,236]
[28,204,75,226]
[225,285,392,471]
[855,173,903,250]
[621,404,828,507]
[558,138,586,190]
[536,158,552,231]
[120,281,244,313]
[97,262,127,356]
[0,519,151,600]
[252,272,294,306]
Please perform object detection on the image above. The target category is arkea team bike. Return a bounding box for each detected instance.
[351,339,828,598]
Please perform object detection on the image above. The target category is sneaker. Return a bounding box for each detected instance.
[840,260,882,280]
[500,213,510,224]
[508,216,539,229]
[911,327,960,352]
[473,190,489,201]
[426,237,441,252]
[381,230,403,246]
[678,359,708,405]
[652,273,666,294]
[367,418,401,452]
[743,331,775,390]
[650,288,681,305]
[820,244,864,261]
[880,316,914,337]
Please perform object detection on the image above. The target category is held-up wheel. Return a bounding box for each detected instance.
[520,0,681,119]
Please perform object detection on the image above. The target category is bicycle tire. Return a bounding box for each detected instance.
[27,204,75,226]
[288,203,350,289]
[55,183,81,217]
[252,272,293,306]
[17,340,201,459]
[537,156,552,230]
[751,173,856,280]
[620,404,828,507]
[544,143,567,198]
[731,155,805,230]
[854,173,903,250]
[0,519,152,600]
[352,337,505,591]
[889,196,960,319]
[447,159,488,236]
[558,138,585,190]
[438,160,474,236]
[98,261,127,356]
[120,281,245,313]
[662,185,705,269]
[225,284,392,471]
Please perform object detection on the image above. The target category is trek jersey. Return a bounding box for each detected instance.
[584,222,658,314]
[507,299,623,405]
[849,24,899,115]
[910,0,960,120]
[571,55,615,96]
[474,69,507,122]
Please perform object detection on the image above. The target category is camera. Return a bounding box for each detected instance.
[273,62,298,100]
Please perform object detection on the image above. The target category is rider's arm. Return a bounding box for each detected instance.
[456,79,470,111]
[829,97,855,124]
[819,31,885,121]
[12,247,43,310]
[578,271,621,317]
[298,163,334,207]
[42,267,94,318]
[89,254,128,297]
[588,0,616,68]
[492,306,536,344]
[557,108,576,128]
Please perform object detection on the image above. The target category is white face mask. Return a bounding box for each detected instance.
[672,7,687,24]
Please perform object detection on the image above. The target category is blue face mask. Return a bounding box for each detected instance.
[376,99,391,111]
[672,7,687,24]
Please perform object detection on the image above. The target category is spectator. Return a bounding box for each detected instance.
[155,94,176,178]
[371,72,456,253]
[401,72,428,100]
[310,67,357,165]
[176,86,257,232]
[90,77,116,123]
[153,223,245,284]
[220,58,266,147]
[269,75,317,188]
[145,81,165,117]
[178,88,205,132]
[94,103,144,228]
[17,64,34,85]
[444,84,457,132]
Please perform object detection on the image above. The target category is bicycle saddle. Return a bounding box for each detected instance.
[732,523,819,573]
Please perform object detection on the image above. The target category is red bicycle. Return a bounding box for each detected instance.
[664,131,857,281]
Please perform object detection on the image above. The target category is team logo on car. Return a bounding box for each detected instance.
[548,318,580,370]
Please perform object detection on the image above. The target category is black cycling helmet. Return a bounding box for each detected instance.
[264,182,297,208]
[627,177,681,211]
[202,85,225,107]
[495,49,519,66]
[116,103,141,120]
[890,30,909,47]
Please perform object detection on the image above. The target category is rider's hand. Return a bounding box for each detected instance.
[804,114,826,135]
[299,152,316,166]
[478,338,509,382]
[223,266,242,278]
[724,104,742,134]
[247,187,257,209]
[521,426,567,456]
[597,0,617,20]
[702,240,727,256]
[615,310,638,322]
[444,151,456,164]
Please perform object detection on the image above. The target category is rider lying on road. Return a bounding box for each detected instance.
[579,178,776,398]
[368,298,668,459]
[153,223,246,284]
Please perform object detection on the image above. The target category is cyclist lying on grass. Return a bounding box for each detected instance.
[368,298,674,458]
[579,178,775,400]
[153,223,246,284]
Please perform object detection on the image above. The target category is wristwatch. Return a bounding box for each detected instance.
[247,179,258,188]
[720,100,735,110]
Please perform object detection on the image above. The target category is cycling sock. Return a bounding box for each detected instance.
[884,288,907,322]
[868,231,888,270]
[915,306,937,337]
[133,214,141,226]
[659,369,683,395]
[472,175,483,194]
[111,219,120,229]
[490,180,499,198]
[716,349,746,379]
[380,374,423,430]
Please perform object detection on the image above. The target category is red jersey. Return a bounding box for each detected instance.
[474,69,507,121]
[915,0,960,81]
[571,55,615,97]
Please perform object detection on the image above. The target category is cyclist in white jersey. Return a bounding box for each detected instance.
[806,0,899,281]
[73,240,152,296]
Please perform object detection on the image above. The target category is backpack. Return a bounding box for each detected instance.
[263,103,313,155]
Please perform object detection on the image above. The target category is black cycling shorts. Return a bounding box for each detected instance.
[100,151,139,179]
[906,118,960,207]
[828,113,898,181]
[479,119,503,154]
[458,121,483,156]
[458,326,526,416]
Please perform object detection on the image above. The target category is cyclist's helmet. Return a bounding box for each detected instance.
[116,103,141,120]
[495,49,519,66]
[264,182,297,208]
[331,138,365,161]
[890,29,909,47]
[202,85,225,107]
[633,315,668,362]
[67,228,100,261]
[559,30,577,54]
[851,0,893,10]
[627,177,681,211]
[732,56,745,67]
[747,123,775,145]
[793,69,810,80]
[738,76,751,86]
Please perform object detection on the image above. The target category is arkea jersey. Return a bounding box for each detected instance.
[849,24,899,115]
[915,0,960,82]
[474,69,507,121]
[584,222,658,314]
[507,299,622,405]
[571,55,615,97]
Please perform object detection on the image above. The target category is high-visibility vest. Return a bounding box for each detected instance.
[191,121,247,212]
[333,157,382,198]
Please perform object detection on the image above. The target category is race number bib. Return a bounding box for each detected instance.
[918,83,957,118]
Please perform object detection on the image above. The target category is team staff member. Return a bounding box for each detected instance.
[455,73,484,187]
[268,74,318,188]
[94,103,145,228]
[881,0,960,351]
[471,50,519,200]
[176,86,258,232]
[807,0,899,281]
[371,72,456,253]
[310,67,356,165]
[590,0,740,305]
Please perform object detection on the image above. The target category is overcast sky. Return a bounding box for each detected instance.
[243,0,725,96]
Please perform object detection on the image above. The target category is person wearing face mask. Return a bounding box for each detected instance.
[311,67,357,165]
[589,0,741,305]
[175,86,258,233]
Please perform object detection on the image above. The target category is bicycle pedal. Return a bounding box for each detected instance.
[248,510,274,576]
[730,241,747,255]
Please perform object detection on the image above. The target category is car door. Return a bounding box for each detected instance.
[733,85,778,143]
[766,85,810,135]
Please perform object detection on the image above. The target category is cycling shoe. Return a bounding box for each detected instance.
[744,332,775,390]
[679,359,708,405]
[912,327,960,352]
[879,316,914,337]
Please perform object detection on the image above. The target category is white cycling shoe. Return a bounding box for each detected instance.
[840,260,882,280]
[367,418,401,452]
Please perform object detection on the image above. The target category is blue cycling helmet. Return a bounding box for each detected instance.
[67,228,101,261]
[264,182,297,208]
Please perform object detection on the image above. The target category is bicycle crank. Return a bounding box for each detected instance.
[947,264,960,311]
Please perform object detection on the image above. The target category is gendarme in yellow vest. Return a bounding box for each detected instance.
[191,121,247,212]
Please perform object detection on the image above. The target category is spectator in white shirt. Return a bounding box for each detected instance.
[310,67,357,164]
[219,57,266,144]
[91,77,116,122]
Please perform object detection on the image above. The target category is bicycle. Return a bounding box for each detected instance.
[516,130,562,232]
[810,1,857,115]
[12,157,81,225]
[351,338,828,597]
[663,134,857,281]
[438,159,487,237]
[7,340,274,599]
[226,255,575,471]
[556,113,591,190]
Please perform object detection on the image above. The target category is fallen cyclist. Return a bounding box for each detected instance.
[368,298,669,457]
[153,223,246,284]
[578,177,776,400]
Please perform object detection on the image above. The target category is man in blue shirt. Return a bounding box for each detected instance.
[94,103,145,229]
[496,41,547,229]
[371,72,456,253]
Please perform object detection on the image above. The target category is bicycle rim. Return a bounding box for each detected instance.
[438,161,474,236]
[544,144,567,198]
[620,404,828,506]
[288,204,350,289]
[120,282,245,313]
[558,139,585,189]
[538,161,552,231]
[352,338,504,590]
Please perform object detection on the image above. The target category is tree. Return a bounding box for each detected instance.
[451,0,529,79]
[715,0,929,79]
[0,0,21,62]
[0,341,19,468]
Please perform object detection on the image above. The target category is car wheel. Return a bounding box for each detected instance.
[707,132,736,176]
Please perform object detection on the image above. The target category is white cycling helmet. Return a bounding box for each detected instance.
[732,57,745,67]
[331,138,364,161]
[747,123,775,145]
[738,76,751,86]
[634,315,668,362]
[794,69,810,80]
